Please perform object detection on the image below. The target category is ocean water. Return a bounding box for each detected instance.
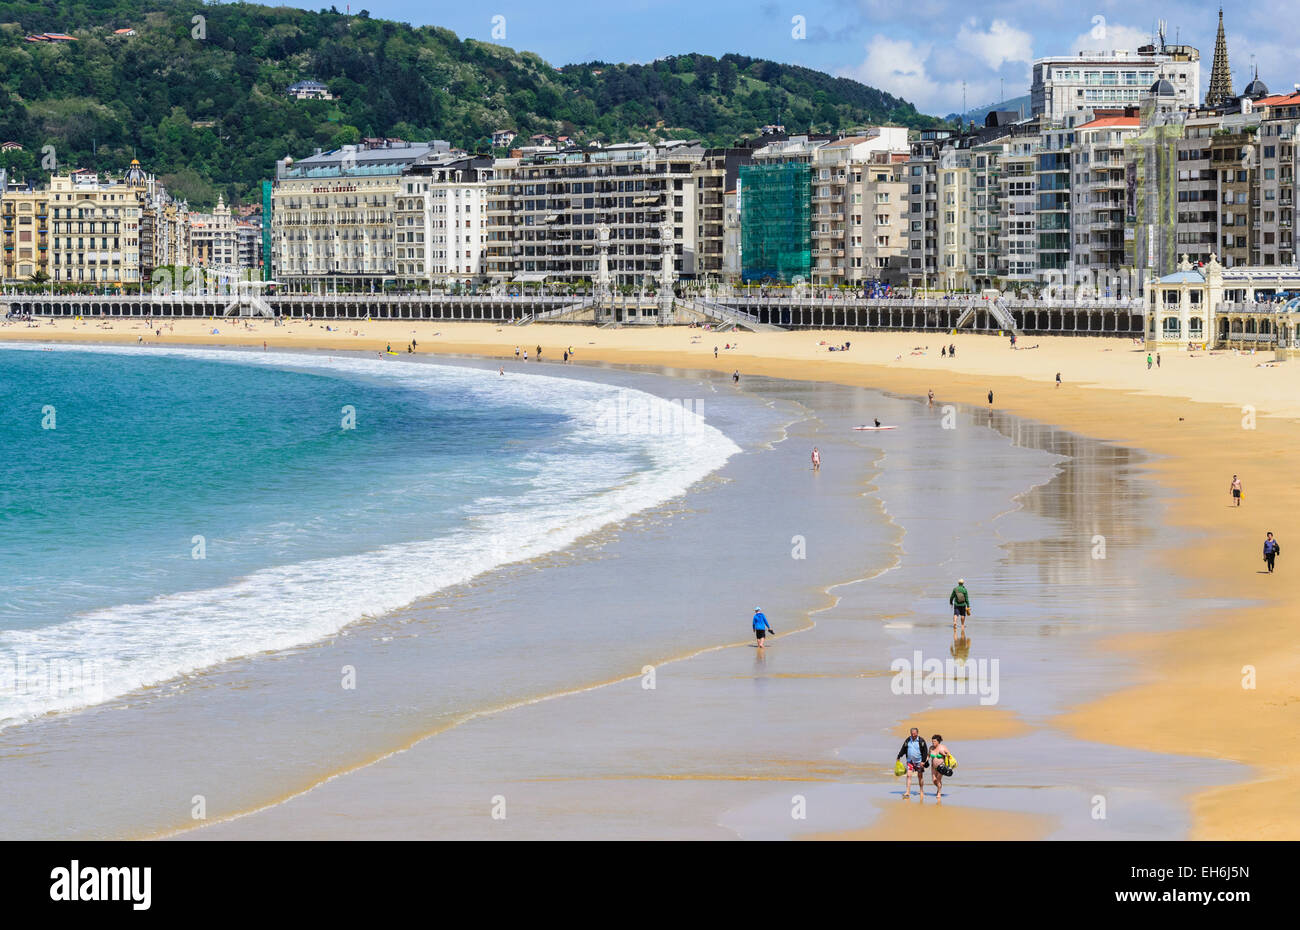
[0,347,1235,840]
[0,345,739,729]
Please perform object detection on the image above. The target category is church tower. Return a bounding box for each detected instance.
[1205,8,1234,107]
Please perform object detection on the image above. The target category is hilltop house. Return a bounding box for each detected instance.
[287,80,334,101]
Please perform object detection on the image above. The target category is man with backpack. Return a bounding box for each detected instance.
[896,727,930,800]
[950,578,972,632]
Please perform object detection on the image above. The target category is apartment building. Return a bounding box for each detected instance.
[906,116,1048,292]
[0,178,49,282]
[1070,113,1141,292]
[723,188,741,279]
[1035,125,1073,284]
[272,140,450,287]
[904,129,953,289]
[394,155,494,286]
[859,150,910,283]
[935,148,975,291]
[1174,111,1222,267]
[997,144,1040,287]
[121,160,190,284]
[47,172,142,286]
[1252,90,1299,266]
[692,145,757,283]
[189,195,239,270]
[1210,128,1257,268]
[810,130,910,286]
[236,221,262,274]
[1031,46,1199,122]
[484,141,703,287]
[958,114,1040,290]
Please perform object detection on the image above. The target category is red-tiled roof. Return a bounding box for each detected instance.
[1076,116,1140,129]
[1256,92,1300,108]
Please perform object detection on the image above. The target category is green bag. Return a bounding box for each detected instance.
[894,759,906,777]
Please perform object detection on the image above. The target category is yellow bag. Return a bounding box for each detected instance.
[894,759,906,776]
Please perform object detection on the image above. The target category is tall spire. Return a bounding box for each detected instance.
[1206,7,1233,107]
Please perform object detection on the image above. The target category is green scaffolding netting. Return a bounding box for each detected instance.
[739,163,811,282]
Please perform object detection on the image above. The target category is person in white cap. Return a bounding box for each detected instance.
[949,579,971,632]
[752,607,774,648]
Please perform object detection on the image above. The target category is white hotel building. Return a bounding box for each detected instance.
[1031,46,1200,123]
[272,140,450,288]
[395,155,494,287]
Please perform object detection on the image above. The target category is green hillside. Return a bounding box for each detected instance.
[0,0,938,207]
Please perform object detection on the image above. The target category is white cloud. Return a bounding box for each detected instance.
[840,35,940,108]
[841,32,1019,114]
[1068,22,1156,54]
[956,18,1034,71]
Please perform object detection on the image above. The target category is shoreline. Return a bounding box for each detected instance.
[7,320,1297,839]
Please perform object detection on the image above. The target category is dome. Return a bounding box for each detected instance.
[1244,75,1269,99]
[1149,78,1176,97]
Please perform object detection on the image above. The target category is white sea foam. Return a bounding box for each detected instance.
[0,345,741,727]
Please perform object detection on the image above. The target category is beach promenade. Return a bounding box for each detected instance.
[7,316,1298,839]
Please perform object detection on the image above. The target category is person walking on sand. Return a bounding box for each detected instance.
[1230,474,1243,507]
[1264,532,1281,573]
[949,343,956,358]
[1056,371,1062,388]
[811,447,821,471]
[950,578,971,631]
[714,345,719,359]
[1147,353,1153,370]
[732,370,740,384]
[987,390,994,406]
[515,345,520,360]
[752,607,774,649]
[1157,352,1161,369]
[930,735,952,799]
[897,727,930,800]
[928,388,935,407]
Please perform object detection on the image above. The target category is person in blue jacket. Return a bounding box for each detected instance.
[1264,532,1281,573]
[752,608,774,649]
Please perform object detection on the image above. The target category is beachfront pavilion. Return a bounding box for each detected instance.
[1146,253,1300,353]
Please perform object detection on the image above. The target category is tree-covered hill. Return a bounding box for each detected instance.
[0,0,939,207]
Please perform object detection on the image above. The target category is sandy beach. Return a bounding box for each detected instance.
[7,315,1298,840]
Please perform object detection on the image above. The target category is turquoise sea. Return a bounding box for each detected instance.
[0,345,739,728]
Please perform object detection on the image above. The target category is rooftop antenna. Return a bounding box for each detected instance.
[1157,19,1166,52]
[962,81,967,122]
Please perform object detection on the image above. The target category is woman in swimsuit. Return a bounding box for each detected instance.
[930,734,951,798]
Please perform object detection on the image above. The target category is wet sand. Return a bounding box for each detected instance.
[8,317,1297,839]
[809,803,1056,841]
[177,361,1232,841]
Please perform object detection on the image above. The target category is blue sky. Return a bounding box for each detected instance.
[304,2,1291,115]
